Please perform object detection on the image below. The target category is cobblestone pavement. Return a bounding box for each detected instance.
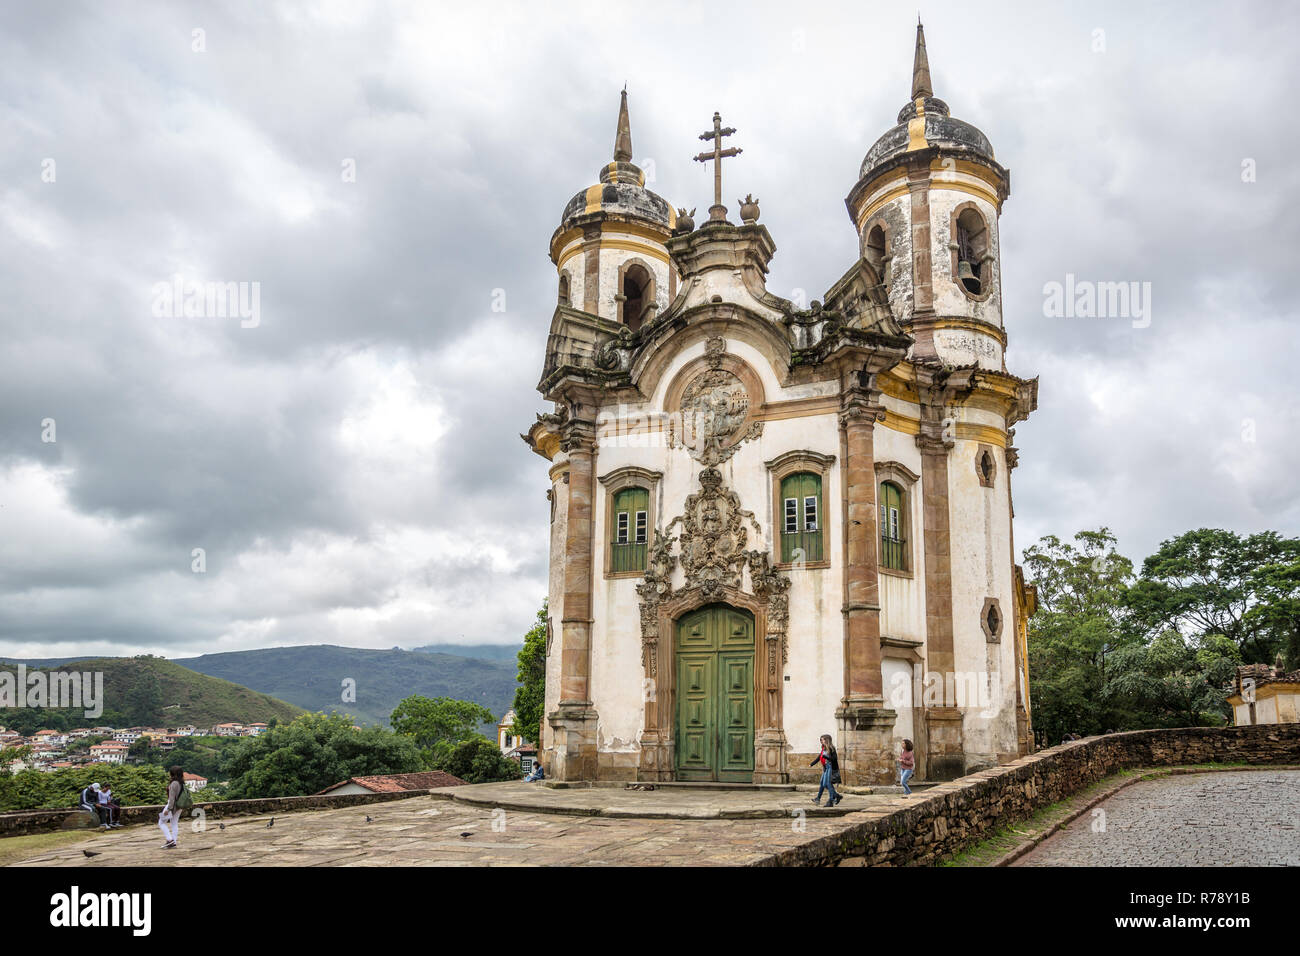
[1013,771,1300,867]
[5,788,906,867]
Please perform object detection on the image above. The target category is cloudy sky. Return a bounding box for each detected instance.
[1,1,1296,659]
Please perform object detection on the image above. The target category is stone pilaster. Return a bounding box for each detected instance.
[915,373,964,780]
[836,386,895,785]
[548,418,599,781]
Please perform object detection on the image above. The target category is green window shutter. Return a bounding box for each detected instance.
[611,487,649,572]
[879,481,905,570]
[779,472,823,563]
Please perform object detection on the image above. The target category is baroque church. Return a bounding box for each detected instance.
[524,23,1039,785]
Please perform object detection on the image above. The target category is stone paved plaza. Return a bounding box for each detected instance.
[1013,770,1300,867]
[8,770,1298,867]
[6,784,903,867]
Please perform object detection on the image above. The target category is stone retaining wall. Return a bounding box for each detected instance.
[755,725,1300,867]
[0,789,430,838]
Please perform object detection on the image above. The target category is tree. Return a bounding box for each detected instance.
[1023,528,1138,743]
[390,695,496,766]
[1105,630,1240,727]
[221,713,423,799]
[433,736,525,784]
[511,601,547,747]
[1242,558,1300,670]
[1124,529,1300,664]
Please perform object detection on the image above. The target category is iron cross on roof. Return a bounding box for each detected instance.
[693,112,742,223]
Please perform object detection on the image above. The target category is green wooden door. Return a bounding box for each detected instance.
[675,604,754,782]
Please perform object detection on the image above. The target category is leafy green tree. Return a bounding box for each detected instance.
[1105,630,1240,727]
[390,695,496,766]
[1024,528,1138,743]
[511,602,547,746]
[128,737,151,762]
[1124,529,1300,664]
[433,736,525,784]
[1242,558,1300,670]
[221,713,423,799]
[0,764,170,812]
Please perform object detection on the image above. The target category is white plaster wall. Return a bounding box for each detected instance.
[873,421,928,645]
[946,436,1020,763]
[542,457,569,754]
[857,192,913,324]
[555,237,584,311]
[1258,697,1278,724]
[882,658,916,743]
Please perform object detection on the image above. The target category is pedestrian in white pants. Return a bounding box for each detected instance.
[158,766,184,849]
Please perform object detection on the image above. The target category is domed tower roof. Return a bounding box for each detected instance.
[858,21,1003,182]
[554,90,677,238]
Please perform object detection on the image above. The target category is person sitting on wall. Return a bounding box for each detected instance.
[523,760,545,782]
[97,782,123,829]
[78,782,108,828]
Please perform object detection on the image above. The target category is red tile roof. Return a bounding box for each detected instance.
[316,771,468,795]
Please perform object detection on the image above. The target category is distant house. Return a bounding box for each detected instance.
[89,742,128,765]
[497,710,537,772]
[113,729,142,745]
[1228,663,1300,726]
[246,723,269,736]
[213,722,245,737]
[316,771,468,796]
[182,772,208,792]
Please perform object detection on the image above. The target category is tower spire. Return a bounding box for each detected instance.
[911,18,933,100]
[614,87,633,163]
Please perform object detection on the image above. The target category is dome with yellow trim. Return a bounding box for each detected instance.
[860,22,998,181]
[557,90,677,234]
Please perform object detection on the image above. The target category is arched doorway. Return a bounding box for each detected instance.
[674,603,755,782]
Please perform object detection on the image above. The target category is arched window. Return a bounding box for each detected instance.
[620,263,654,332]
[879,481,905,571]
[558,272,570,307]
[610,486,649,572]
[780,472,823,563]
[864,223,889,289]
[953,207,990,297]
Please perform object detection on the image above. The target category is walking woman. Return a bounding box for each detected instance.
[158,765,184,849]
[809,734,841,807]
[898,739,915,795]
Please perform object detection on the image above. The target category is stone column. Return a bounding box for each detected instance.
[915,398,965,780]
[906,160,940,362]
[548,419,599,781]
[836,389,896,785]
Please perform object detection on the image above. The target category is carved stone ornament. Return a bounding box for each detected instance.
[672,339,763,466]
[634,468,790,674]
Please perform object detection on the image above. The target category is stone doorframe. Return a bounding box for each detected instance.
[636,586,788,784]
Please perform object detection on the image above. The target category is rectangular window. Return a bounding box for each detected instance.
[610,485,650,573]
[780,472,823,564]
[889,507,899,541]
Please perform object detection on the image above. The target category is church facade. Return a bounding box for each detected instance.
[524,24,1038,785]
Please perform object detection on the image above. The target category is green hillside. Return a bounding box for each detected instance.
[0,655,304,732]
[175,645,519,728]
[411,642,522,663]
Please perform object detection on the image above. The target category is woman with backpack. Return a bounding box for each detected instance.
[158,765,187,849]
[810,734,841,807]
